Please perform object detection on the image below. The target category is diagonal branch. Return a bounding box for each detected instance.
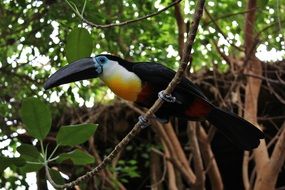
[46,0,206,188]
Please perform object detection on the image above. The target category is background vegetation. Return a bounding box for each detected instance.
[0,0,285,189]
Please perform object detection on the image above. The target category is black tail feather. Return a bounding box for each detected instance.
[207,107,264,150]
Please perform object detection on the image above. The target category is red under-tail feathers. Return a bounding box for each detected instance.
[185,98,264,150]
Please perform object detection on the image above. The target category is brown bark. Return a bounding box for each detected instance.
[242,151,250,190]
[198,127,223,190]
[244,0,268,172]
[242,0,276,190]
[267,122,285,186]
[162,141,178,190]
[254,122,285,190]
[173,0,186,58]
[188,122,205,190]
[163,122,196,182]
[152,144,196,188]
[37,168,48,190]
[245,43,269,188]
[150,149,164,190]
[154,122,196,185]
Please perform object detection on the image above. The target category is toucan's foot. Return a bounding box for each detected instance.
[138,115,150,128]
[158,90,176,103]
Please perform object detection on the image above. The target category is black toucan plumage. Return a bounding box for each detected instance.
[44,54,264,150]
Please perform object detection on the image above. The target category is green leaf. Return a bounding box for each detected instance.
[0,102,8,117]
[19,98,51,140]
[65,27,93,63]
[0,156,25,174]
[19,162,43,173]
[16,0,26,7]
[17,143,44,173]
[49,168,65,185]
[57,149,95,165]
[56,124,98,146]
[10,157,26,167]
[17,143,41,161]
[257,0,269,9]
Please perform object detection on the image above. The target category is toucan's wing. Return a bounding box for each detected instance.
[132,62,208,100]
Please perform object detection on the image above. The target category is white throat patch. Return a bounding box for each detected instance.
[99,60,142,101]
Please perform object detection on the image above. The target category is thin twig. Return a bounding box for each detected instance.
[204,7,243,51]
[153,121,196,185]
[267,124,285,149]
[66,0,182,28]
[243,73,285,84]
[173,0,186,58]
[265,74,285,104]
[197,127,223,190]
[150,148,167,189]
[204,8,256,26]
[162,141,178,190]
[242,151,250,190]
[152,148,195,187]
[188,122,205,189]
[268,121,285,184]
[164,122,196,182]
[242,19,285,71]
[211,40,232,66]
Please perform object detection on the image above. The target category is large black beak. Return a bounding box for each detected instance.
[44,57,102,90]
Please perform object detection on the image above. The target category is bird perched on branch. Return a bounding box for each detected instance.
[44,54,264,150]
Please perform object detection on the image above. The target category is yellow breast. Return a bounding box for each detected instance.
[103,75,142,101]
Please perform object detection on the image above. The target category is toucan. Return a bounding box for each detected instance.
[44,54,264,150]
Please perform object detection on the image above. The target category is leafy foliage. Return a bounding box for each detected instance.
[115,160,141,183]
[56,123,98,146]
[0,156,25,174]
[19,97,51,140]
[65,27,93,63]
[17,144,43,173]
[49,168,65,185]
[8,97,97,187]
[57,149,95,165]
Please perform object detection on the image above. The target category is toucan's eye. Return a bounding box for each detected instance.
[98,56,107,64]
[100,58,105,63]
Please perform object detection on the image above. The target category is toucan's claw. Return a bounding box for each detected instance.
[158,90,176,103]
[138,115,150,128]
